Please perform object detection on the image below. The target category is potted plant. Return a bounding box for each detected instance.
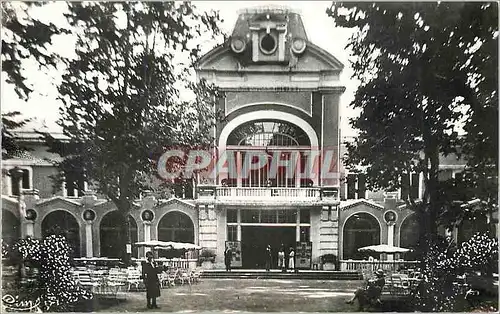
[320,254,337,271]
[198,248,216,269]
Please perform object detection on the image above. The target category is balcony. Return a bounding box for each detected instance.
[197,186,339,205]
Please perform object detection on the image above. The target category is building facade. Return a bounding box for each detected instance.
[2,6,492,269]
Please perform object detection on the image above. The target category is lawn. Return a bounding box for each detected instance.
[86,279,364,312]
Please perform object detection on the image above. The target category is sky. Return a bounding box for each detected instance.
[1,1,361,137]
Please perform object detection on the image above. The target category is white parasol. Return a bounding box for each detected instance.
[134,240,201,251]
[358,244,412,254]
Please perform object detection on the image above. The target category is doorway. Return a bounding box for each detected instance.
[241,226,296,269]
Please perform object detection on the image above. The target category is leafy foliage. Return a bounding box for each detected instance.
[1,2,68,99]
[2,2,67,160]
[2,111,31,160]
[327,2,498,236]
[39,2,223,258]
[8,235,92,312]
[413,233,498,311]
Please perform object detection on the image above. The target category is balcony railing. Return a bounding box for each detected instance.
[215,187,322,200]
[196,185,339,203]
[216,187,320,199]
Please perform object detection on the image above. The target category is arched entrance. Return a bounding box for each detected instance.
[42,210,80,257]
[400,214,420,260]
[2,210,20,246]
[343,213,380,260]
[100,212,138,258]
[158,211,194,258]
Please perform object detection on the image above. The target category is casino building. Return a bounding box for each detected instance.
[2,6,493,269]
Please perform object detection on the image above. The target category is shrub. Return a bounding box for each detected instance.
[8,235,93,312]
[320,254,337,264]
[199,248,216,262]
[412,233,498,312]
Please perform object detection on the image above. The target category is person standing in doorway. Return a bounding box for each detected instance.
[265,244,272,271]
[224,246,232,271]
[278,246,285,272]
[142,251,161,309]
[288,247,295,272]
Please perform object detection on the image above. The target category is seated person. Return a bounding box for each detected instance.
[346,269,386,309]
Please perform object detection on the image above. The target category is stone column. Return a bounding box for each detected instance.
[85,221,93,257]
[387,222,395,261]
[26,221,35,238]
[296,209,300,242]
[142,221,151,257]
[237,209,242,241]
[236,152,242,187]
[198,204,218,262]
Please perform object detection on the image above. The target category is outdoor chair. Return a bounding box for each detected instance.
[177,269,192,286]
[126,269,143,291]
[75,271,100,292]
[190,268,203,283]
[107,268,128,291]
[162,268,179,288]
[390,274,410,296]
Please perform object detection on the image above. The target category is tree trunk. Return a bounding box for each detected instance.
[115,199,132,265]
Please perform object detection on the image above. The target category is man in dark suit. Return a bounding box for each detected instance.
[224,247,232,271]
[142,251,161,309]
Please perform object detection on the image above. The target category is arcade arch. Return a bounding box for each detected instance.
[99,211,138,258]
[343,212,381,260]
[157,211,195,258]
[41,210,80,257]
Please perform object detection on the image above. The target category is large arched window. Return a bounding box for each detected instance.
[158,211,195,258]
[400,214,420,260]
[343,213,380,260]
[42,210,80,257]
[227,120,310,147]
[2,210,20,246]
[225,120,311,187]
[100,212,138,258]
[158,211,194,243]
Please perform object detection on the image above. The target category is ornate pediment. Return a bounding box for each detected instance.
[36,196,81,210]
[196,43,343,74]
[155,198,196,210]
[340,199,385,211]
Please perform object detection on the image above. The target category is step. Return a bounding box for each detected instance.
[200,269,363,280]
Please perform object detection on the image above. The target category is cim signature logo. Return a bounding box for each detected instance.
[2,294,42,312]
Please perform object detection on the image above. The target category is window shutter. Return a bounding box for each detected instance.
[357,174,366,199]
[347,174,356,199]
[401,174,409,201]
[411,173,420,200]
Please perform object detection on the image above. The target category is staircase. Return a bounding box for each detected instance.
[200,269,363,280]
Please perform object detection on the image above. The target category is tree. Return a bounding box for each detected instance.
[1,2,67,158]
[327,3,498,242]
[41,2,223,260]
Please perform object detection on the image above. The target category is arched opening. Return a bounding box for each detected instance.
[400,214,420,260]
[158,211,194,258]
[42,210,80,257]
[343,213,380,260]
[100,212,138,258]
[2,210,20,246]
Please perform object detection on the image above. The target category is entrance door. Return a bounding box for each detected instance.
[241,226,296,269]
